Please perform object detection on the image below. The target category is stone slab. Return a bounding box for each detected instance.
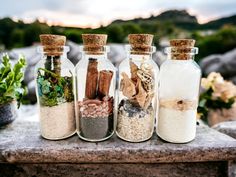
[213,121,236,139]
[0,162,228,177]
[0,118,236,164]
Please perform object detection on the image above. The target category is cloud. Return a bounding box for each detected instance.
[0,0,236,27]
[18,9,101,28]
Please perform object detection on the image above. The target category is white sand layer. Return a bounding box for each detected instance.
[117,110,154,142]
[39,102,76,140]
[157,108,196,143]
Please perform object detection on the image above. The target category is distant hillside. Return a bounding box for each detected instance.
[0,9,236,50]
[151,10,197,22]
[112,10,197,23]
[202,14,236,29]
[111,10,199,30]
[111,10,236,31]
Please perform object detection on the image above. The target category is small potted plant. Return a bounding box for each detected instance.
[198,72,236,126]
[0,54,26,126]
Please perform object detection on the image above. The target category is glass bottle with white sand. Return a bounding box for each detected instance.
[116,34,159,142]
[75,34,116,142]
[157,39,201,143]
[35,34,76,140]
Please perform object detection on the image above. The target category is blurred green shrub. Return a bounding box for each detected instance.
[195,25,236,61]
[0,17,235,61]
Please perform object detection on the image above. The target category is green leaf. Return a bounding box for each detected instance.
[199,99,206,107]
[0,54,27,106]
[0,54,11,82]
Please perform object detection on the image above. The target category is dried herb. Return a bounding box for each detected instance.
[120,61,154,109]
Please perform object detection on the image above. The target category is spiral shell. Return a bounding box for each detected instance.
[137,69,154,93]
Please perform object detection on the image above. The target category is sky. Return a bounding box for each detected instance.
[1,0,236,28]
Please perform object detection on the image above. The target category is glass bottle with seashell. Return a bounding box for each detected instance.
[75,34,116,142]
[157,39,201,143]
[116,34,159,142]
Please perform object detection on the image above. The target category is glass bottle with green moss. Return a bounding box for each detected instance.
[35,34,76,140]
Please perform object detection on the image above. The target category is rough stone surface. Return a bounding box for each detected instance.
[0,162,228,177]
[0,106,236,176]
[200,48,236,83]
[213,121,236,139]
[0,115,236,164]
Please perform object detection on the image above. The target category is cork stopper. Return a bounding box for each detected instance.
[40,34,66,56]
[170,39,195,48]
[82,34,107,55]
[169,39,196,60]
[128,34,154,55]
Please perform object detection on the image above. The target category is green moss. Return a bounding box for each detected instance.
[37,68,74,107]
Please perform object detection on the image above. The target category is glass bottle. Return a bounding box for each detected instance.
[157,39,201,143]
[116,34,159,142]
[35,34,76,140]
[75,34,116,142]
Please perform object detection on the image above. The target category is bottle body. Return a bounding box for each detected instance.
[116,50,159,142]
[75,48,116,142]
[157,54,201,143]
[35,46,76,140]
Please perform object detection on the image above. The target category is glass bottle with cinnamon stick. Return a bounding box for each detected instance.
[157,39,201,143]
[75,34,116,142]
[116,34,159,142]
[35,34,76,140]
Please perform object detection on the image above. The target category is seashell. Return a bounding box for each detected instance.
[120,72,136,98]
[88,103,96,107]
[79,106,84,112]
[140,63,153,76]
[78,101,83,107]
[102,104,107,109]
[135,78,147,108]
[137,69,154,92]
[97,107,102,111]
[83,99,102,105]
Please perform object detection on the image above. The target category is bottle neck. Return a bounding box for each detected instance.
[80,45,109,60]
[167,53,195,61]
[42,54,65,60]
[83,52,108,60]
[128,53,152,61]
[38,46,69,61]
[165,47,198,61]
[125,44,155,61]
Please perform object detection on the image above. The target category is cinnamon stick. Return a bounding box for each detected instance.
[85,58,98,99]
[98,70,113,98]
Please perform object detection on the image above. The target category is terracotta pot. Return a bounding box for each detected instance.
[208,105,236,127]
[0,101,17,127]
